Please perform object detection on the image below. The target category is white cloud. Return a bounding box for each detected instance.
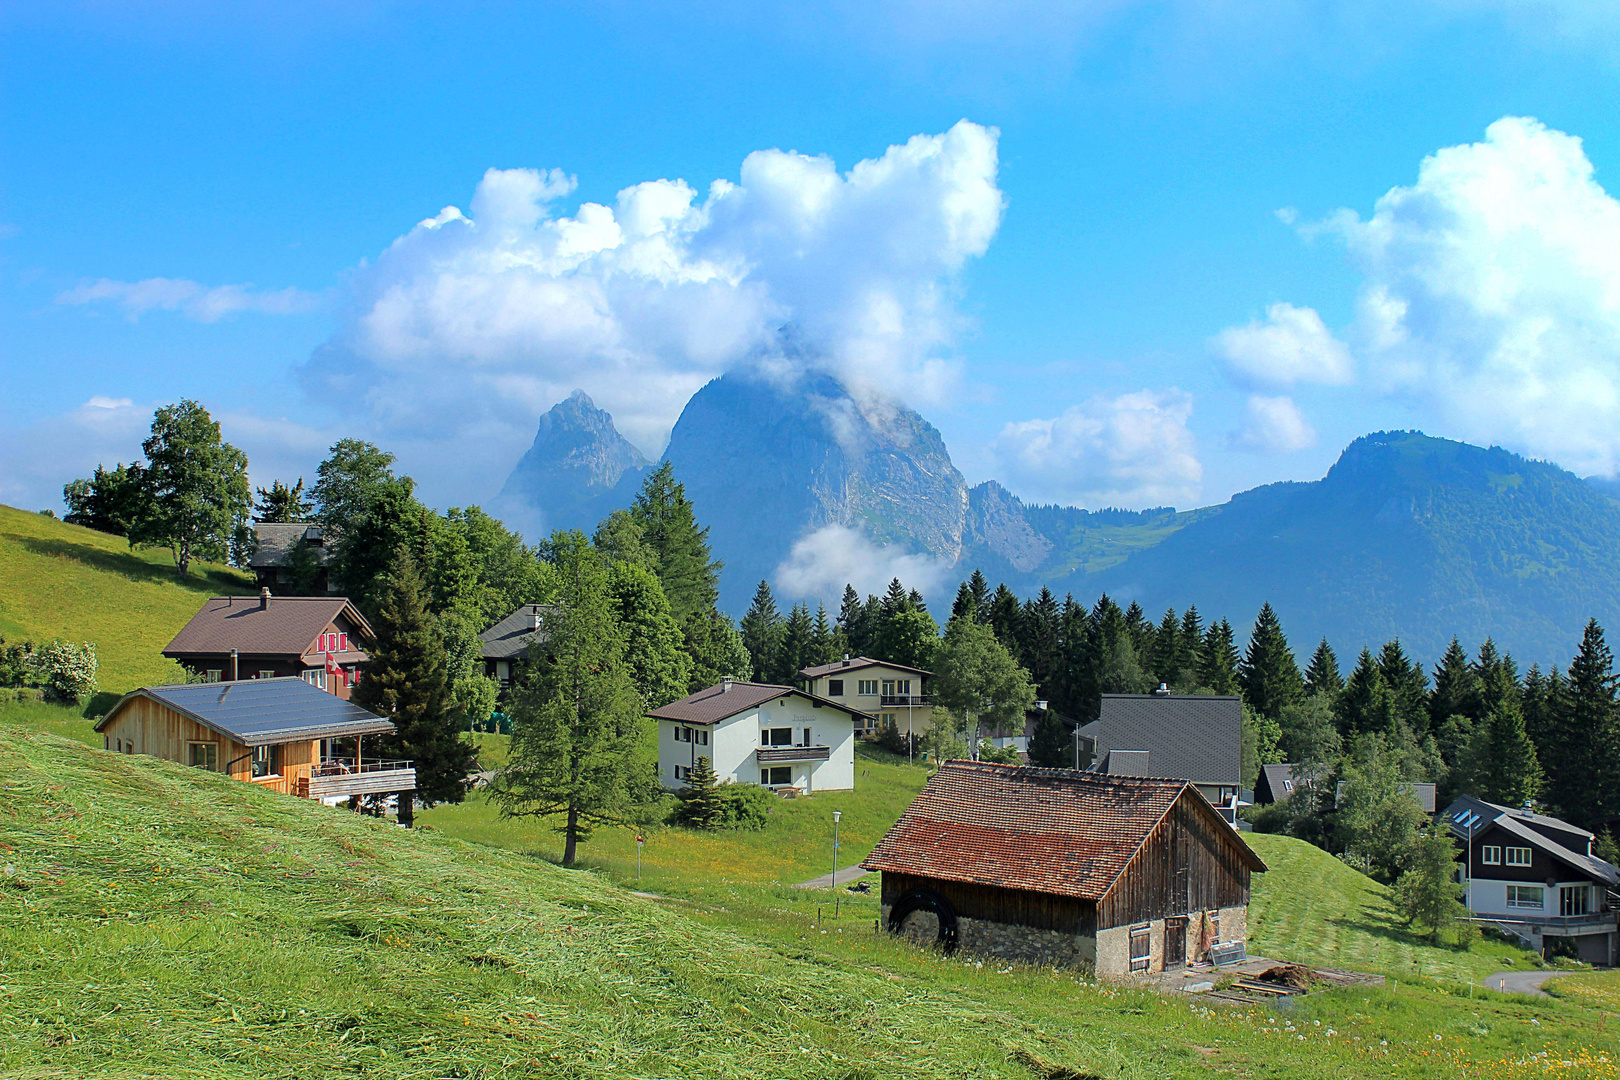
[1318,116,1620,475]
[57,277,323,322]
[1212,302,1353,386]
[988,389,1202,507]
[306,121,1004,470]
[1232,394,1317,454]
[773,524,953,603]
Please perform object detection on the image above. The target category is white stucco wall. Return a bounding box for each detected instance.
[1466,879,1595,919]
[658,692,856,792]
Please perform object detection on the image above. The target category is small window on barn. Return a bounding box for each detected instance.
[188,743,218,771]
[1129,925,1151,973]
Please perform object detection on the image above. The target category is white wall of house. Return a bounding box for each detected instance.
[808,663,930,736]
[1465,878,1597,919]
[658,693,855,792]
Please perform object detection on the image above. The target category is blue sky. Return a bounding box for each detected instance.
[4,0,1620,519]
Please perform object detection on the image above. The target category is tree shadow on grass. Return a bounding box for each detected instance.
[17,536,250,594]
[1322,900,1470,957]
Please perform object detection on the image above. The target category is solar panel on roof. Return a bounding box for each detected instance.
[133,678,394,746]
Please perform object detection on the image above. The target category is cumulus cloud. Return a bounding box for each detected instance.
[306,121,1004,469]
[773,524,953,603]
[1274,116,1620,476]
[57,277,323,322]
[988,389,1202,507]
[1212,302,1353,386]
[1231,394,1316,454]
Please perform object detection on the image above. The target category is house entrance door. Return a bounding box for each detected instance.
[1165,917,1188,968]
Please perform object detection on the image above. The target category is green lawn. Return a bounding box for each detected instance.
[7,722,1619,1079]
[0,503,254,706]
[0,697,100,747]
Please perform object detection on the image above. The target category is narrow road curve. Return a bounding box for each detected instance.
[793,864,871,889]
[1484,969,1571,997]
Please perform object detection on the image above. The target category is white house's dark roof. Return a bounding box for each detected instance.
[480,604,554,660]
[1088,694,1242,787]
[1443,795,1619,886]
[648,680,870,725]
[96,678,394,746]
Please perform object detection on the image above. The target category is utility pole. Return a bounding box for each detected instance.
[833,810,842,920]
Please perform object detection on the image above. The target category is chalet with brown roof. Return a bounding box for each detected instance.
[163,590,373,700]
[862,760,1266,976]
[799,655,932,736]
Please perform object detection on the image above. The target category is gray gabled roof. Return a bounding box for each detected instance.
[96,678,394,746]
[1258,763,1296,801]
[1090,694,1242,787]
[480,604,554,660]
[1443,794,1616,884]
[249,523,329,568]
[648,680,870,725]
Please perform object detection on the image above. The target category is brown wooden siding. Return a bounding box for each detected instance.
[1098,791,1251,930]
[881,871,1097,934]
[101,697,319,796]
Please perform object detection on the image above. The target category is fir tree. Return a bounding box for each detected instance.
[1456,699,1542,808]
[1238,604,1303,719]
[1020,588,1062,698]
[1178,606,1204,686]
[1151,608,1180,688]
[987,584,1022,653]
[1547,620,1620,824]
[669,755,723,829]
[950,580,978,624]
[1377,639,1431,737]
[837,584,874,656]
[966,570,991,622]
[493,533,658,865]
[1428,638,1480,732]
[681,610,751,693]
[352,546,477,825]
[606,560,692,709]
[1337,649,1393,741]
[1123,601,1150,657]
[1027,707,1073,768]
[739,581,784,683]
[628,463,722,623]
[1199,619,1240,695]
[1303,639,1344,699]
[807,604,839,669]
[1393,818,1467,942]
[778,603,814,686]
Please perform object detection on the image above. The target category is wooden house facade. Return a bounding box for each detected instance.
[163,591,373,699]
[862,761,1266,977]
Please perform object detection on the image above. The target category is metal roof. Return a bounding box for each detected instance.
[164,595,373,661]
[96,678,395,746]
[1442,794,1616,884]
[647,680,871,724]
[479,604,554,660]
[1091,694,1242,787]
[861,760,1264,901]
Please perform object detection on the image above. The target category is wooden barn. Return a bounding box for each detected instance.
[861,760,1266,976]
[95,678,415,803]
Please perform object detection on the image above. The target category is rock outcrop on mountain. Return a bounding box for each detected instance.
[489,390,650,540]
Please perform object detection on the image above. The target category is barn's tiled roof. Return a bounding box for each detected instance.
[95,678,395,746]
[647,680,870,724]
[800,656,932,679]
[164,596,372,660]
[862,760,1264,901]
[479,604,555,660]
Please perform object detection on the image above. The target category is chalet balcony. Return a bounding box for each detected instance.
[757,745,832,764]
[880,694,932,708]
[1464,911,1618,936]
[302,758,417,798]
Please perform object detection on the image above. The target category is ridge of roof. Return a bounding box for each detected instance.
[647,680,871,724]
[799,656,932,679]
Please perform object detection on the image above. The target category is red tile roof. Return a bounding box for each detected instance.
[164,595,373,661]
[862,760,1264,900]
[800,655,932,679]
[647,680,871,724]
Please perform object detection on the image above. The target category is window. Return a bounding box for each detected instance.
[881,679,895,696]
[880,712,896,726]
[673,764,689,781]
[1282,779,1294,792]
[206,669,222,683]
[188,743,218,771]
[257,669,276,679]
[762,727,793,746]
[1507,885,1544,909]
[1481,845,1502,865]
[1505,847,1533,867]
[803,727,812,745]
[1562,885,1591,917]
[761,766,793,786]
[676,727,690,743]
[857,680,879,696]
[1129,925,1151,973]
[698,730,708,746]
[250,744,280,778]
[894,679,912,695]
[827,679,844,696]
[303,669,327,690]
[124,742,133,754]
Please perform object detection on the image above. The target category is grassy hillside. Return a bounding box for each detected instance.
[8,723,1620,1079]
[0,503,253,703]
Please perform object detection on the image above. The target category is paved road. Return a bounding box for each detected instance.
[1484,969,1571,997]
[793,864,871,889]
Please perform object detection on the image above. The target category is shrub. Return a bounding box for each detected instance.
[976,740,1022,765]
[31,640,98,704]
[874,719,921,758]
[0,637,34,689]
[1242,801,1292,834]
[669,757,774,831]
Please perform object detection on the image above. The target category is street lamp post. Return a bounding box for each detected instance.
[832,810,842,921]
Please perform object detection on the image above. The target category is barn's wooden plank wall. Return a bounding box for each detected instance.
[1098,793,1250,930]
[881,871,1097,934]
[101,697,319,796]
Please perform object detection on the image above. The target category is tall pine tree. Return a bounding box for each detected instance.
[1199,619,1240,695]
[837,584,875,656]
[1020,588,1062,699]
[1456,699,1542,808]
[1377,639,1431,737]
[1238,604,1303,719]
[987,584,1023,653]
[1546,620,1620,824]
[628,463,721,623]
[1428,638,1480,731]
[740,581,784,683]
[1303,638,1344,699]
[778,603,814,685]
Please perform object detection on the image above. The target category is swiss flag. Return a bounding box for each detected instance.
[325,652,344,685]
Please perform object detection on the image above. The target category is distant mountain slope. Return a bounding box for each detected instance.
[490,390,651,539]
[0,503,252,701]
[1075,432,1620,665]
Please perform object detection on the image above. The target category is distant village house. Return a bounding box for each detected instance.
[1080,691,1244,821]
[163,591,372,700]
[479,604,550,690]
[249,523,334,593]
[862,761,1265,977]
[800,655,932,737]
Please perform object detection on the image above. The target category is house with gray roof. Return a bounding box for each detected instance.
[1079,692,1243,821]
[1444,794,1619,964]
[479,604,555,688]
[249,523,334,593]
[96,677,414,802]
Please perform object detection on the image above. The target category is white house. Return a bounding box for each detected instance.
[649,679,864,793]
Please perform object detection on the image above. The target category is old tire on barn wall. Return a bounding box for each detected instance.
[888,886,958,953]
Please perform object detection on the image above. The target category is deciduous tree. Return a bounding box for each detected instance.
[126,400,253,578]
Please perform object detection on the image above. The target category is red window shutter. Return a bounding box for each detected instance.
[338,632,348,652]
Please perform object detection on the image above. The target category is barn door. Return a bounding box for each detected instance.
[1165,916,1188,968]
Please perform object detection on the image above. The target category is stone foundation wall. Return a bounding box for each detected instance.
[880,905,1097,971]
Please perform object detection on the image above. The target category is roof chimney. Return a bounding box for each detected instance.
[259,587,271,611]
[841,655,851,667]
[532,607,541,631]
[1154,682,1169,696]
[722,677,733,693]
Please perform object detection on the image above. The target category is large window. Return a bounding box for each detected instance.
[1505,847,1533,867]
[761,766,793,786]
[1561,886,1591,917]
[857,680,879,696]
[250,744,280,778]
[1507,885,1544,909]
[187,742,218,771]
[761,727,793,746]
[827,679,844,696]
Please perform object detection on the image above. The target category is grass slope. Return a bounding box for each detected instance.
[7,724,1620,1079]
[0,504,252,702]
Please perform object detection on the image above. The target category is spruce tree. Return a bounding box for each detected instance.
[1377,639,1431,737]
[880,577,911,617]
[352,546,478,825]
[740,581,784,683]
[1237,604,1303,719]
[1178,606,1204,685]
[1151,608,1180,688]
[681,610,751,693]
[606,560,692,710]
[1199,619,1240,695]
[1027,707,1073,768]
[1456,699,1542,807]
[1337,649,1391,742]
[1123,602,1150,657]
[1303,639,1343,699]
[1020,589,1062,698]
[967,570,991,622]
[950,580,978,624]
[669,755,723,829]
[629,463,722,623]
[908,588,928,612]
[493,533,658,865]
[1547,620,1620,824]
[1521,664,1555,749]
[808,604,838,669]
[837,584,874,656]
[778,603,814,685]
[1052,594,1088,717]
[1429,638,1480,732]
[987,584,1022,653]
[1475,639,1520,720]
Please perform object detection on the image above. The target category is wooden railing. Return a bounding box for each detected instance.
[303,758,416,798]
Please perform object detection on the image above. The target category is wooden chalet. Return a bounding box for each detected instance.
[96,678,415,802]
[862,760,1266,977]
[163,590,373,699]
[479,604,551,689]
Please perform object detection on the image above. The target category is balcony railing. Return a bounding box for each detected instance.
[304,758,416,798]
[757,745,831,763]
[880,694,932,708]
